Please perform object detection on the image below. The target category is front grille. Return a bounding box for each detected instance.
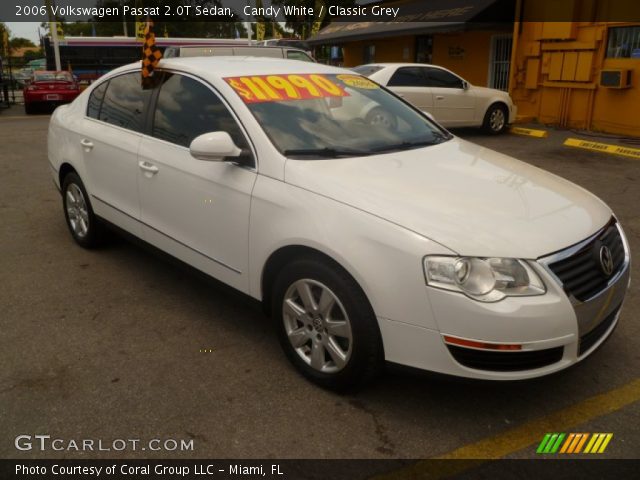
[578,305,621,356]
[548,221,625,302]
[447,345,564,372]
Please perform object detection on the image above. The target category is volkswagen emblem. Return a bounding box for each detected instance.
[599,245,614,276]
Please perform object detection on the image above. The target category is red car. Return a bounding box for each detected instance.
[23,71,80,114]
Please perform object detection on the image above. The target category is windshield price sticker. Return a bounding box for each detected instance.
[225,74,350,103]
[336,74,379,89]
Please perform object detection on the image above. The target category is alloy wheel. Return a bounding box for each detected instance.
[282,279,353,373]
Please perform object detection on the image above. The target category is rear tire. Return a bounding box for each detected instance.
[482,103,508,134]
[24,103,35,115]
[272,257,383,391]
[62,172,105,249]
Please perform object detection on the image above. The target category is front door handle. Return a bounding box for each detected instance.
[138,161,159,175]
[80,138,94,150]
[435,95,445,101]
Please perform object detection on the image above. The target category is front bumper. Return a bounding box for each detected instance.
[381,220,630,380]
[508,102,517,124]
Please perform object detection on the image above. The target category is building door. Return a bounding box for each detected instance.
[488,34,512,91]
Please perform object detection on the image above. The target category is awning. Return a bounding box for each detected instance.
[307,0,510,44]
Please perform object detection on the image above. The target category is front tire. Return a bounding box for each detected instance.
[482,103,508,134]
[62,172,104,248]
[272,257,383,391]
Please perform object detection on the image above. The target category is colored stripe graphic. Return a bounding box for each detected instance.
[585,433,614,453]
[574,433,589,453]
[537,433,565,453]
[539,433,613,454]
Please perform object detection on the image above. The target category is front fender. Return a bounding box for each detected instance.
[248,175,454,330]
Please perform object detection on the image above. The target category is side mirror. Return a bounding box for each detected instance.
[423,110,436,121]
[189,131,241,162]
[462,81,469,90]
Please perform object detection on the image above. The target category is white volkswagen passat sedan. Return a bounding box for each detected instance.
[353,63,516,134]
[48,57,630,390]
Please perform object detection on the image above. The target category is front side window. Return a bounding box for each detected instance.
[225,73,449,158]
[87,81,108,119]
[607,26,640,58]
[425,68,464,88]
[388,67,428,87]
[152,73,248,151]
[98,72,151,132]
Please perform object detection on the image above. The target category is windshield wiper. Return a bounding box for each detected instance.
[371,138,447,153]
[283,147,372,158]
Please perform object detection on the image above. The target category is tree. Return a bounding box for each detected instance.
[40,0,249,40]
[0,22,10,55]
[9,37,36,49]
[270,0,359,39]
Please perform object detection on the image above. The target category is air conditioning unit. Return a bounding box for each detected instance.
[600,69,632,89]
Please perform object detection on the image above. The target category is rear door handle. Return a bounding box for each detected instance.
[138,161,159,175]
[435,95,445,100]
[80,138,94,150]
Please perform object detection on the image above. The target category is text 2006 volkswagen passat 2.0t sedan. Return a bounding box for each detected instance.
[48,57,631,390]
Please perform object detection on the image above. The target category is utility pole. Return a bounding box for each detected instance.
[45,0,61,70]
[122,1,129,36]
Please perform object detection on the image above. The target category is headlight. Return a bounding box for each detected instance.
[423,256,545,302]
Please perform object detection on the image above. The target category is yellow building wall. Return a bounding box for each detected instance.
[510,2,640,136]
[341,30,508,87]
[432,30,502,87]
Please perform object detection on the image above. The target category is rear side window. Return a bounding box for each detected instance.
[87,81,108,119]
[99,72,151,132]
[388,67,428,87]
[425,68,464,89]
[152,73,248,150]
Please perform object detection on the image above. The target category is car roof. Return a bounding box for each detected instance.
[112,56,346,80]
[358,63,442,69]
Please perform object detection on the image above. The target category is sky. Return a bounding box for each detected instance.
[6,22,42,44]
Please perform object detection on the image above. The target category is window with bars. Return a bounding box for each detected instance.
[607,26,640,58]
[489,34,512,91]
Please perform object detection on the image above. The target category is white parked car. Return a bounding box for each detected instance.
[353,63,516,134]
[48,57,630,390]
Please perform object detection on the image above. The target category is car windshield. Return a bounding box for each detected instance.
[34,72,73,82]
[224,73,450,158]
[351,65,384,77]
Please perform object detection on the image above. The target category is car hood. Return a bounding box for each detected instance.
[284,138,611,258]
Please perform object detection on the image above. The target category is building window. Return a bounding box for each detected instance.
[607,26,640,58]
[363,45,375,64]
[415,35,433,63]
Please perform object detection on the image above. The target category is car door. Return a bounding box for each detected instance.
[424,67,476,126]
[385,66,434,114]
[136,72,257,292]
[81,72,152,236]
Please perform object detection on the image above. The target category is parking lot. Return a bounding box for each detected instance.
[1,106,639,465]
